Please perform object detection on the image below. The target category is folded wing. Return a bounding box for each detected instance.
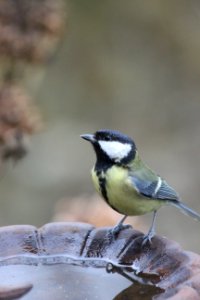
[131,174,179,201]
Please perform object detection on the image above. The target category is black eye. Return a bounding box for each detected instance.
[104,136,111,141]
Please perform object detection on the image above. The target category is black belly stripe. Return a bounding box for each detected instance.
[96,169,121,213]
[96,170,108,201]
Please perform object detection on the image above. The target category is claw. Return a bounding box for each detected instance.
[111,223,132,236]
[141,210,157,247]
[141,230,155,247]
[108,215,132,238]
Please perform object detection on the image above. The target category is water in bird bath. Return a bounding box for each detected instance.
[0,263,163,300]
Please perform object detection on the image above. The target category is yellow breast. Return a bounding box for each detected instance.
[91,165,162,216]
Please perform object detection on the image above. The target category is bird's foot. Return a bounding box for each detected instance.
[141,230,155,247]
[110,223,132,237]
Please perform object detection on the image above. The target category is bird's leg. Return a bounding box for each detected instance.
[142,210,157,246]
[111,215,132,236]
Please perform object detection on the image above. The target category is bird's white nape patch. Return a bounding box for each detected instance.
[99,141,132,161]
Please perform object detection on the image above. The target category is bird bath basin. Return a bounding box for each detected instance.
[0,222,200,299]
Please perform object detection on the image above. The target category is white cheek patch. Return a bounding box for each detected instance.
[99,141,132,161]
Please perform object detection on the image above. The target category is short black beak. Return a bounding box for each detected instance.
[81,134,95,143]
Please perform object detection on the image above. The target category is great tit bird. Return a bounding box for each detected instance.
[81,129,200,243]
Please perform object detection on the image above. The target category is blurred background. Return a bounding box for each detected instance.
[0,0,200,252]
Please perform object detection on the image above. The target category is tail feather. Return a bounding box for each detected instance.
[170,201,200,222]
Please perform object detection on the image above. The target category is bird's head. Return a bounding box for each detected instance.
[81,129,136,165]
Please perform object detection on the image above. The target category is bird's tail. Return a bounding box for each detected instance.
[170,200,200,222]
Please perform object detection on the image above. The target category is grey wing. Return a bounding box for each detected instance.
[131,175,179,201]
[156,179,179,201]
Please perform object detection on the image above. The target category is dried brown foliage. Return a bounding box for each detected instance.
[0,0,65,63]
[0,0,66,163]
[0,83,41,161]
